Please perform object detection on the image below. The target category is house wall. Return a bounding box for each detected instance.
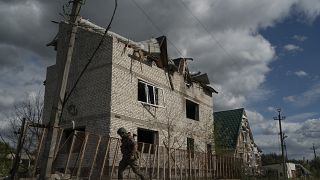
[262,163,296,178]
[235,113,262,175]
[42,22,214,172]
[109,37,214,151]
[42,23,114,170]
[44,23,113,135]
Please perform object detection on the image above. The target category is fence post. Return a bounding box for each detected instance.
[174,148,177,179]
[100,138,112,180]
[89,136,101,180]
[163,147,166,180]
[145,143,152,175]
[76,133,89,179]
[32,128,47,177]
[110,139,120,178]
[64,131,77,175]
[151,145,158,180]
[54,128,64,159]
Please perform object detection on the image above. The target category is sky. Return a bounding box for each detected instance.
[0,0,319,159]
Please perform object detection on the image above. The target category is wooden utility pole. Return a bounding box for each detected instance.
[283,133,288,161]
[39,0,82,179]
[274,108,287,180]
[10,118,26,179]
[312,143,317,159]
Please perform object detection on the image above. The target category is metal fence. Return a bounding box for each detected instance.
[32,129,243,179]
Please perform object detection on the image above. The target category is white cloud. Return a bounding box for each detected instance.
[293,35,308,41]
[283,95,296,102]
[287,112,318,122]
[246,109,264,125]
[294,70,308,77]
[267,106,276,112]
[248,110,320,159]
[1,0,320,159]
[283,83,320,107]
[283,44,303,51]
[296,0,320,23]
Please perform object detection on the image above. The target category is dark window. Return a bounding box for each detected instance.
[207,144,212,154]
[62,127,85,153]
[187,137,194,157]
[186,99,199,120]
[137,128,158,153]
[138,80,160,105]
[138,81,147,102]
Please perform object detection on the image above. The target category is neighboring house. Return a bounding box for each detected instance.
[262,163,312,179]
[214,108,262,175]
[42,18,217,170]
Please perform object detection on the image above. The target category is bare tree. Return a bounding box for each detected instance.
[145,96,214,179]
[3,91,44,166]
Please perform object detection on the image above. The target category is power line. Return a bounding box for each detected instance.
[62,0,118,110]
[131,0,185,58]
[177,0,243,67]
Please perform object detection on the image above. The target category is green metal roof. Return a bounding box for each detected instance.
[214,108,244,154]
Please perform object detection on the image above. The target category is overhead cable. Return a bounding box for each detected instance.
[62,0,118,112]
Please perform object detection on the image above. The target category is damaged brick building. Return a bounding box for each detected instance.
[42,18,217,172]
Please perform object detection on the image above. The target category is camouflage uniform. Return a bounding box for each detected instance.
[118,134,146,180]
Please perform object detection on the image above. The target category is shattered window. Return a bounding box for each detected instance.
[137,128,158,154]
[186,99,199,121]
[138,81,147,102]
[138,80,161,106]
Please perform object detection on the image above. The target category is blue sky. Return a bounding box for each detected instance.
[248,16,320,159]
[0,0,319,159]
[252,15,320,118]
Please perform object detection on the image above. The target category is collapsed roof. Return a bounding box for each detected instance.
[49,18,217,94]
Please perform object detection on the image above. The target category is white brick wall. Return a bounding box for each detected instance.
[42,22,215,170]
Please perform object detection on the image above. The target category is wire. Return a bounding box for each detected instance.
[62,0,118,112]
[178,0,242,67]
[131,0,185,58]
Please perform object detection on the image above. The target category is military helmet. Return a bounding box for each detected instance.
[117,127,127,135]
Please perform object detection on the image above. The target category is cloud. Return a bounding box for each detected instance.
[287,112,318,122]
[1,0,320,113]
[283,44,303,51]
[1,0,320,158]
[283,95,296,102]
[294,70,308,77]
[247,110,320,159]
[267,106,276,112]
[292,35,308,41]
[283,83,320,107]
[246,109,264,125]
[295,0,320,23]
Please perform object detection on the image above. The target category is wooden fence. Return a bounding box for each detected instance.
[33,130,243,179]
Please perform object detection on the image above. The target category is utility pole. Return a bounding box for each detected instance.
[312,143,317,159]
[283,133,288,161]
[273,108,287,180]
[39,0,82,179]
[10,118,26,179]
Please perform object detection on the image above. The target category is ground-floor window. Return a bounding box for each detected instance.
[61,127,85,153]
[137,128,158,153]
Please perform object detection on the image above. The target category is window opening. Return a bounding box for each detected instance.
[186,99,199,120]
[138,80,162,106]
[137,128,158,153]
[62,127,85,153]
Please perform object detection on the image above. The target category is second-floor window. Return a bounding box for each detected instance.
[186,99,199,120]
[138,80,161,106]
